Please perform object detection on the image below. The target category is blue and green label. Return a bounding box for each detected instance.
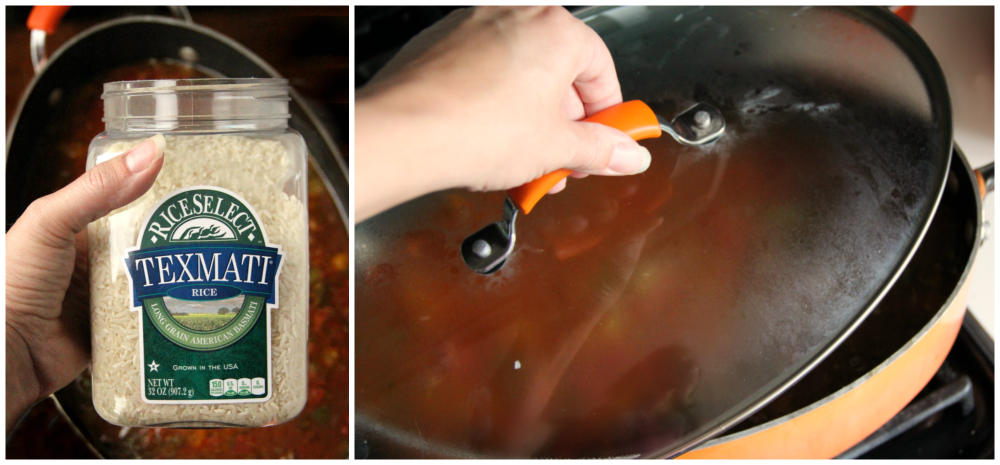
[123,187,282,403]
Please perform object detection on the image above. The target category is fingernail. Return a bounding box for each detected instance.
[126,134,165,173]
[608,143,651,175]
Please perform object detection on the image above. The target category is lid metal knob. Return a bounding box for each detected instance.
[472,240,492,258]
[694,110,711,128]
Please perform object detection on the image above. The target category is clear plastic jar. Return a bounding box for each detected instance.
[87,78,308,427]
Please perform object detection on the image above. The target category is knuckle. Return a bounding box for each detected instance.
[591,124,617,167]
[20,196,70,247]
[537,5,562,20]
[474,5,501,21]
[539,5,570,23]
[84,161,128,202]
[571,123,612,170]
[22,196,52,225]
[80,160,128,216]
[85,164,117,195]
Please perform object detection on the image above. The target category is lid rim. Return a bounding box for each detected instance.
[103,77,289,95]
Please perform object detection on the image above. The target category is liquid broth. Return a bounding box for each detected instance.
[357,103,932,457]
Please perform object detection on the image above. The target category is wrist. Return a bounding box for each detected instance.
[356,82,467,221]
[6,322,41,434]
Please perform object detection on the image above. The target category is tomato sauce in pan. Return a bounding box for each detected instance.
[35,61,349,458]
[356,137,763,457]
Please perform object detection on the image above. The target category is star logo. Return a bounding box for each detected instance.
[148,360,160,372]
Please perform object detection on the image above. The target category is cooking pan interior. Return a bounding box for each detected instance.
[355,6,953,459]
[6,16,348,228]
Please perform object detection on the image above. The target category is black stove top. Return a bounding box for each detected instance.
[840,313,994,459]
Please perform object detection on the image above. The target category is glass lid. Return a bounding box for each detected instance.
[356,6,951,458]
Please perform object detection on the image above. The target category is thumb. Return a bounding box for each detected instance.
[564,121,652,176]
[34,134,165,243]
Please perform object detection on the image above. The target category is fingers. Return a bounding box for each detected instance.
[32,134,165,245]
[546,7,622,117]
[547,178,567,194]
[568,15,623,115]
[560,85,586,121]
[563,121,651,176]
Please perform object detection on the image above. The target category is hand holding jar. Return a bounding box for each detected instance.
[5,135,165,434]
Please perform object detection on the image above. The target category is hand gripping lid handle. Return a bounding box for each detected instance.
[507,100,662,215]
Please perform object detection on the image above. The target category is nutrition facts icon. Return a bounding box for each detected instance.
[210,378,265,397]
[238,378,252,396]
[209,379,224,397]
[223,378,238,396]
[251,377,266,395]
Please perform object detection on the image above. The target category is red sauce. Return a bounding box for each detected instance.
[356,141,753,457]
[355,127,852,458]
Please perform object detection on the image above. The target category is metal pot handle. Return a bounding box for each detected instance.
[975,162,994,199]
[975,162,994,244]
[27,5,192,73]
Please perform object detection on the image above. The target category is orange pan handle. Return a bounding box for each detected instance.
[890,6,916,24]
[507,100,662,214]
[27,6,71,34]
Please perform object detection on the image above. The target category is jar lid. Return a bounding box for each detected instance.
[102,78,290,130]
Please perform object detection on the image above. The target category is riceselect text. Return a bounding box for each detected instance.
[123,188,285,309]
[147,193,258,240]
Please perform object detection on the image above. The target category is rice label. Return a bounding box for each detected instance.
[123,186,282,403]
